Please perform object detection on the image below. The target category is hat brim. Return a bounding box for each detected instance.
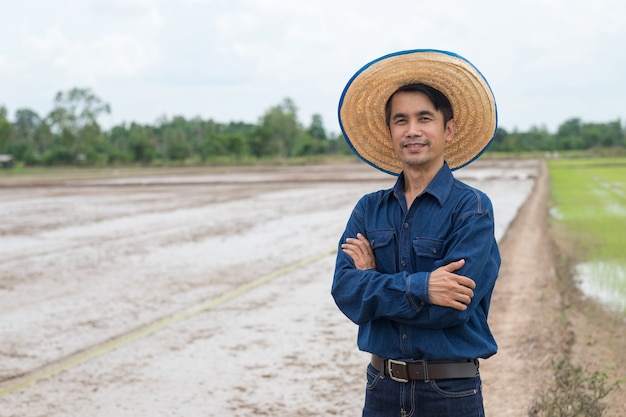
[338,49,498,175]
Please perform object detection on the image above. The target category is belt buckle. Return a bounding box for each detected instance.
[387,359,409,383]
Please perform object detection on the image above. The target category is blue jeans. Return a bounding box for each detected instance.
[362,364,485,417]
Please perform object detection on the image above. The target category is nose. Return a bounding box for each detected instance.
[407,119,422,137]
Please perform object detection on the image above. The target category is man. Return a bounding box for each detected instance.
[332,50,500,417]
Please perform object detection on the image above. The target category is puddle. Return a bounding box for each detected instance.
[574,261,626,313]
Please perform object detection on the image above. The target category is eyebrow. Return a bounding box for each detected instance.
[392,110,436,121]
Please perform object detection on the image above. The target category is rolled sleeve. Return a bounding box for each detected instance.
[406,271,430,312]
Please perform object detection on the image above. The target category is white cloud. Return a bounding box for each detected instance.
[11,0,162,84]
[0,55,13,76]
[1,0,625,132]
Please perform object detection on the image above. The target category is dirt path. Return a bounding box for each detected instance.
[481,160,562,415]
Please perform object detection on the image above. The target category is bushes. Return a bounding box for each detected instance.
[529,358,620,417]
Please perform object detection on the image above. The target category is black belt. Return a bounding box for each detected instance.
[371,354,479,382]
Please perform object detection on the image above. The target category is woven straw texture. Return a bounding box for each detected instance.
[339,50,497,175]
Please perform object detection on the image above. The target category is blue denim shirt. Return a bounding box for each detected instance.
[332,163,500,361]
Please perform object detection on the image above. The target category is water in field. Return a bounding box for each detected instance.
[575,261,626,313]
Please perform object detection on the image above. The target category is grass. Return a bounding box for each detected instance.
[548,157,626,313]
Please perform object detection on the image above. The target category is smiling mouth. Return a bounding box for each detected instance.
[403,141,428,150]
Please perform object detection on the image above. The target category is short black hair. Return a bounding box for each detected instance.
[385,83,454,127]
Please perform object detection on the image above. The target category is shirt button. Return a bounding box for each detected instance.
[400,261,406,267]
[402,334,408,339]
[403,223,409,229]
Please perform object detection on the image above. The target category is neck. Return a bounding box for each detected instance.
[402,161,444,207]
[404,161,443,192]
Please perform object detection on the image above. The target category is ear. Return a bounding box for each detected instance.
[444,119,456,143]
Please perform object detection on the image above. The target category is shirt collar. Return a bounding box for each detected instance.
[393,162,454,207]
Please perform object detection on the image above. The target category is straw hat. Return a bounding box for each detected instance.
[338,49,497,175]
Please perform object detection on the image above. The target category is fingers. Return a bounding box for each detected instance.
[449,300,469,311]
[429,286,474,311]
[439,259,476,290]
[342,233,376,270]
[457,275,476,290]
[343,233,369,246]
[341,233,370,255]
[429,262,477,310]
[457,285,474,304]
[441,258,465,272]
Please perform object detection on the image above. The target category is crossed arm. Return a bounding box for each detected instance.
[341,233,475,311]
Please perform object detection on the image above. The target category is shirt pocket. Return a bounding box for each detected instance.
[367,229,397,273]
[412,237,444,261]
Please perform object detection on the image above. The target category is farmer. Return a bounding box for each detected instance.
[331,49,501,416]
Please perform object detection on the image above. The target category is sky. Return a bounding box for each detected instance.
[1,0,625,136]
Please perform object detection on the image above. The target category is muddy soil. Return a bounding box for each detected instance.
[0,160,623,416]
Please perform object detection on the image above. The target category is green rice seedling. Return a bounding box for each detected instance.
[549,158,626,313]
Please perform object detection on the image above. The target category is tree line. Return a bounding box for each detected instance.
[490,119,625,153]
[0,87,624,167]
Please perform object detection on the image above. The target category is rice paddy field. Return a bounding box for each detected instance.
[548,157,626,313]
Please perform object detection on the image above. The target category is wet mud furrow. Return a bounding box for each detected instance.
[0,176,390,386]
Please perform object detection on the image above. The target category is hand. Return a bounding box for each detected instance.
[428,259,476,311]
[341,233,376,270]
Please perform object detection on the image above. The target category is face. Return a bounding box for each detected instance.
[387,91,455,172]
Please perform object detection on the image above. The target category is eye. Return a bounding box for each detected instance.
[393,117,407,125]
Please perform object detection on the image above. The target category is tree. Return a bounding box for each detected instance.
[520,126,551,152]
[489,127,509,151]
[33,119,53,160]
[326,133,354,156]
[252,98,301,158]
[163,126,190,161]
[14,109,41,142]
[308,114,327,141]
[12,109,46,161]
[127,124,156,163]
[581,123,602,149]
[0,106,14,154]
[46,88,111,162]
